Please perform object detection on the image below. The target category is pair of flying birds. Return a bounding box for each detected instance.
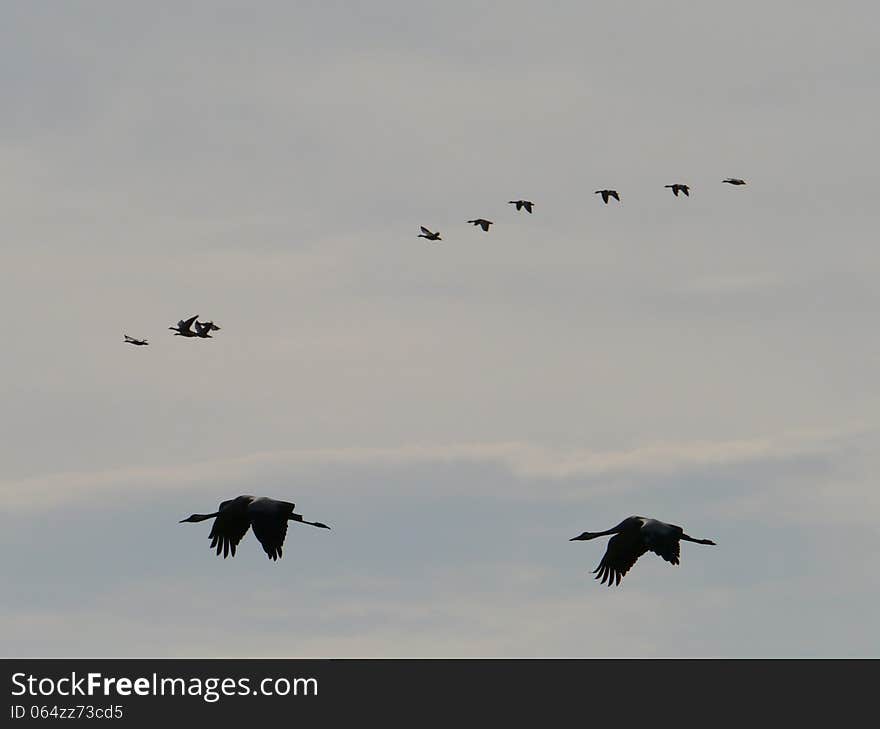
[595,184,687,203]
[181,496,714,587]
[169,314,221,338]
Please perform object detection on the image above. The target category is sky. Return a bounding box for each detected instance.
[2,1,879,656]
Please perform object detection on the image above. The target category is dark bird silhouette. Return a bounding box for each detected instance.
[180,495,331,561]
[418,226,442,241]
[595,189,620,204]
[198,321,221,332]
[723,178,747,185]
[665,184,690,197]
[508,200,534,213]
[169,314,199,337]
[570,516,716,586]
[124,334,149,346]
[193,320,214,338]
[467,218,493,232]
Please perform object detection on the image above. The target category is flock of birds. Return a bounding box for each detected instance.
[417,178,746,243]
[131,177,751,585]
[124,314,222,346]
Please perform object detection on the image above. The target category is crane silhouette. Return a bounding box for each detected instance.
[123,334,149,346]
[722,178,747,185]
[467,218,493,232]
[193,321,214,338]
[180,495,330,561]
[169,314,199,337]
[508,200,534,213]
[570,516,716,586]
[595,189,620,204]
[665,183,690,197]
[418,226,442,241]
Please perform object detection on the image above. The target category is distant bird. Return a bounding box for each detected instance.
[595,189,620,204]
[508,200,534,214]
[169,314,199,337]
[665,183,690,197]
[723,178,747,185]
[570,516,716,586]
[467,218,493,232]
[124,334,149,346]
[193,321,214,338]
[180,495,331,561]
[418,226,442,241]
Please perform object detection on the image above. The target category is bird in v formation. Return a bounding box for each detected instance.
[595,189,620,204]
[509,199,533,213]
[467,218,493,232]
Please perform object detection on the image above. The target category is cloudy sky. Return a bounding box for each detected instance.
[2,1,879,656]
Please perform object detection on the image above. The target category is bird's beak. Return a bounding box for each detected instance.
[570,533,588,541]
[315,522,331,530]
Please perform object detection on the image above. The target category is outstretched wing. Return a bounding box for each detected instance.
[208,499,251,558]
[180,314,199,331]
[523,201,533,213]
[647,538,680,565]
[593,532,647,586]
[609,190,620,201]
[641,520,682,565]
[420,226,431,235]
[248,499,295,561]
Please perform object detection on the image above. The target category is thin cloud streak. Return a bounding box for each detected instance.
[1,426,863,512]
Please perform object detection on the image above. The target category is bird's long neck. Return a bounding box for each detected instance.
[188,512,220,522]
[576,527,620,540]
[680,533,715,545]
[289,513,329,529]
